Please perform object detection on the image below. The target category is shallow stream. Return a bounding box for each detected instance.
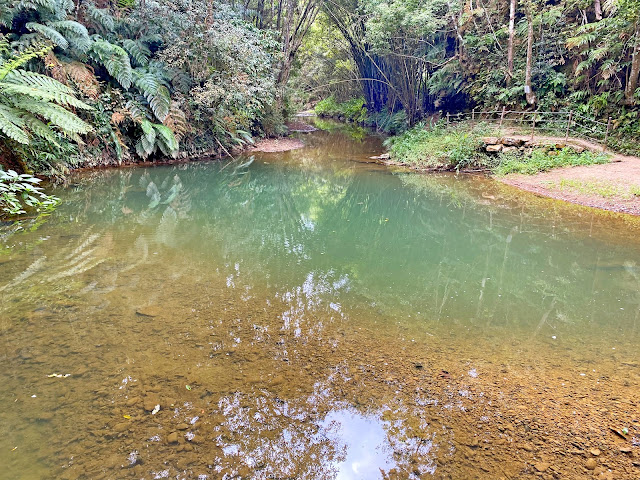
[1,124,639,479]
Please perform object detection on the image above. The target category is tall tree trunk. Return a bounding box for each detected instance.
[594,0,602,21]
[507,0,516,83]
[625,22,640,104]
[524,5,536,105]
[274,0,320,111]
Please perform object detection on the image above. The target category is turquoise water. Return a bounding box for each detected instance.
[1,125,639,479]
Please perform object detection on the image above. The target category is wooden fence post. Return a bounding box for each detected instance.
[472,108,476,126]
[446,112,450,127]
[499,106,506,128]
[531,112,537,141]
[565,111,573,144]
[603,116,612,152]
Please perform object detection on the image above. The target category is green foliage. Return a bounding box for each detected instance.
[314,96,367,122]
[384,123,490,170]
[0,0,281,173]
[0,169,59,216]
[135,119,178,158]
[367,108,408,134]
[0,42,92,147]
[493,148,609,175]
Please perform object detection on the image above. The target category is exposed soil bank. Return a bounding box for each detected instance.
[489,134,640,216]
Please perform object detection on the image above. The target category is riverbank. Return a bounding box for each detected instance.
[382,123,640,216]
[495,135,640,216]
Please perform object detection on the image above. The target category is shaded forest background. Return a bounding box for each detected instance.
[0,0,639,177]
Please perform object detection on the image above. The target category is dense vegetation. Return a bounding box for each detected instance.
[298,0,640,142]
[0,0,281,178]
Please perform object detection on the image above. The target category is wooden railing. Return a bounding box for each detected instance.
[444,108,612,151]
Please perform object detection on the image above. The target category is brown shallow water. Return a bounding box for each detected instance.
[1,125,640,479]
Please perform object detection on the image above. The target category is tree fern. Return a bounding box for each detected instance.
[90,37,132,88]
[0,47,93,145]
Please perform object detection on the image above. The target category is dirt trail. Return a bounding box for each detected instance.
[498,134,640,215]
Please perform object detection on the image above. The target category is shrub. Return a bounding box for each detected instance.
[384,123,490,170]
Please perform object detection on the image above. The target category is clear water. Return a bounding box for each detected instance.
[1,125,639,479]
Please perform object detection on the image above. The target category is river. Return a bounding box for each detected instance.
[1,123,639,479]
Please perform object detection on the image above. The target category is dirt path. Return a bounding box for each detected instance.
[498,134,640,216]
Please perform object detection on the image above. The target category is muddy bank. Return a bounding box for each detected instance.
[499,165,640,216]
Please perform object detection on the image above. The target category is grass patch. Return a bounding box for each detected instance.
[493,148,609,175]
[556,179,621,198]
[384,122,494,170]
[546,179,640,200]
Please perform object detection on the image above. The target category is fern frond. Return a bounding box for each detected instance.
[154,123,178,157]
[63,61,100,98]
[2,72,93,110]
[0,104,29,144]
[50,20,91,52]
[0,4,14,28]
[14,99,93,134]
[26,22,69,49]
[131,69,171,121]
[168,68,192,93]
[16,0,57,14]
[600,58,619,79]
[589,47,609,61]
[124,99,147,122]
[23,115,60,146]
[5,69,74,94]
[85,3,115,32]
[163,104,189,140]
[140,118,156,145]
[575,58,594,76]
[123,39,150,67]
[90,38,132,88]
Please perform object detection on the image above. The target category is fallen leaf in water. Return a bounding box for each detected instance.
[185,385,192,391]
[123,415,131,419]
[11,446,17,451]
[151,405,160,415]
